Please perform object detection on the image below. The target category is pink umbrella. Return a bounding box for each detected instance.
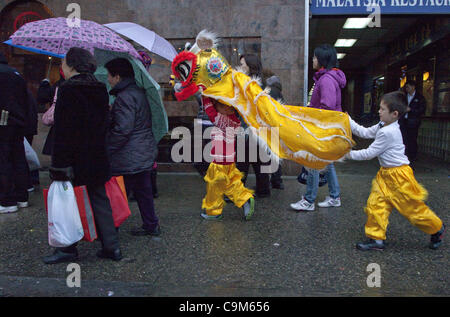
[6,17,142,60]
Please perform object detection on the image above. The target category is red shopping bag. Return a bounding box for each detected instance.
[43,188,49,213]
[43,185,97,242]
[73,186,98,242]
[105,177,131,227]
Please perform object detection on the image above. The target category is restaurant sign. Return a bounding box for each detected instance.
[311,0,450,15]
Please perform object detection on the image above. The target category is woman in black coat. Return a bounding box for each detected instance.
[43,47,122,264]
[105,58,160,237]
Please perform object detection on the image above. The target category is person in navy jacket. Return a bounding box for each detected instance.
[399,80,426,162]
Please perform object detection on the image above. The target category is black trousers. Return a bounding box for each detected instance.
[123,171,159,231]
[270,163,283,186]
[150,167,158,196]
[0,128,29,206]
[400,126,420,162]
[59,184,120,253]
[236,136,271,196]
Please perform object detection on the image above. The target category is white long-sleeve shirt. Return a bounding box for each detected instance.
[349,118,410,168]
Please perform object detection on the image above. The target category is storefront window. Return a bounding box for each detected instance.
[436,82,450,113]
[217,37,261,68]
[400,65,408,88]
[435,52,450,114]
[0,0,53,98]
[373,76,385,113]
[422,57,435,116]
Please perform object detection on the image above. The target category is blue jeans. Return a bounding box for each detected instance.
[304,164,340,203]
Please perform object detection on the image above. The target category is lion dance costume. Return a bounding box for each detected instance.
[201,97,254,218]
[171,30,355,172]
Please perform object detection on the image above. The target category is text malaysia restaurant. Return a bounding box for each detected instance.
[310,0,450,162]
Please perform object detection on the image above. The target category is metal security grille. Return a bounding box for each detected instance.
[418,119,450,162]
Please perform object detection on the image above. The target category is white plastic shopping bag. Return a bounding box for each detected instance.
[47,181,84,247]
[23,138,41,171]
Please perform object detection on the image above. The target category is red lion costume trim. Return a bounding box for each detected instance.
[171,51,199,101]
[175,82,199,101]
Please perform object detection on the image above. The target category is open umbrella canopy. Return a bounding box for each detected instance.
[5,17,142,60]
[104,22,177,62]
[94,48,168,143]
[3,39,65,58]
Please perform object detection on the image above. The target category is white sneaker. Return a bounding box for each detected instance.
[318,196,341,208]
[290,197,315,211]
[0,205,18,214]
[17,202,29,208]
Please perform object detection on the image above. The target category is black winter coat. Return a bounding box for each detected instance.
[37,78,65,105]
[25,89,38,136]
[0,63,29,133]
[107,78,157,176]
[52,74,111,187]
[399,92,426,129]
[37,80,53,105]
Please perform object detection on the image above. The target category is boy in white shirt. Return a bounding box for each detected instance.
[347,91,444,251]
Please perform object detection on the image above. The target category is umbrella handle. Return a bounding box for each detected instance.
[46,57,53,79]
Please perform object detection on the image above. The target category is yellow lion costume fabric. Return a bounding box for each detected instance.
[171,30,354,170]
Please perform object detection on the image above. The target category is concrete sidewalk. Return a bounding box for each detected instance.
[0,156,448,297]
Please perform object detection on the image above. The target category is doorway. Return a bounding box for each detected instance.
[0,0,54,99]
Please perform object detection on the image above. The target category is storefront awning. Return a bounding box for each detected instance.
[310,0,450,15]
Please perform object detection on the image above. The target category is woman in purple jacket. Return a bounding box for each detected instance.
[291,44,346,212]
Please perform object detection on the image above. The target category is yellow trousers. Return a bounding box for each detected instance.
[364,165,442,240]
[202,163,254,216]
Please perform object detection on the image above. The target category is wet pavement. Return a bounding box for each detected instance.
[0,156,448,297]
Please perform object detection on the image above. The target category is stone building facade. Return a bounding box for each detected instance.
[0,0,306,109]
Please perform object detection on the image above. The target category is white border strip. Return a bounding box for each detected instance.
[304,0,310,107]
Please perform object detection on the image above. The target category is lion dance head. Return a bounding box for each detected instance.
[171,30,230,101]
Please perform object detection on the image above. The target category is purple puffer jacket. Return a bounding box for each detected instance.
[309,68,346,112]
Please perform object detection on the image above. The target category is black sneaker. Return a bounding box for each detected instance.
[430,224,445,250]
[271,182,284,190]
[356,239,385,251]
[96,248,123,261]
[43,249,78,264]
[255,191,270,198]
[131,225,161,237]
